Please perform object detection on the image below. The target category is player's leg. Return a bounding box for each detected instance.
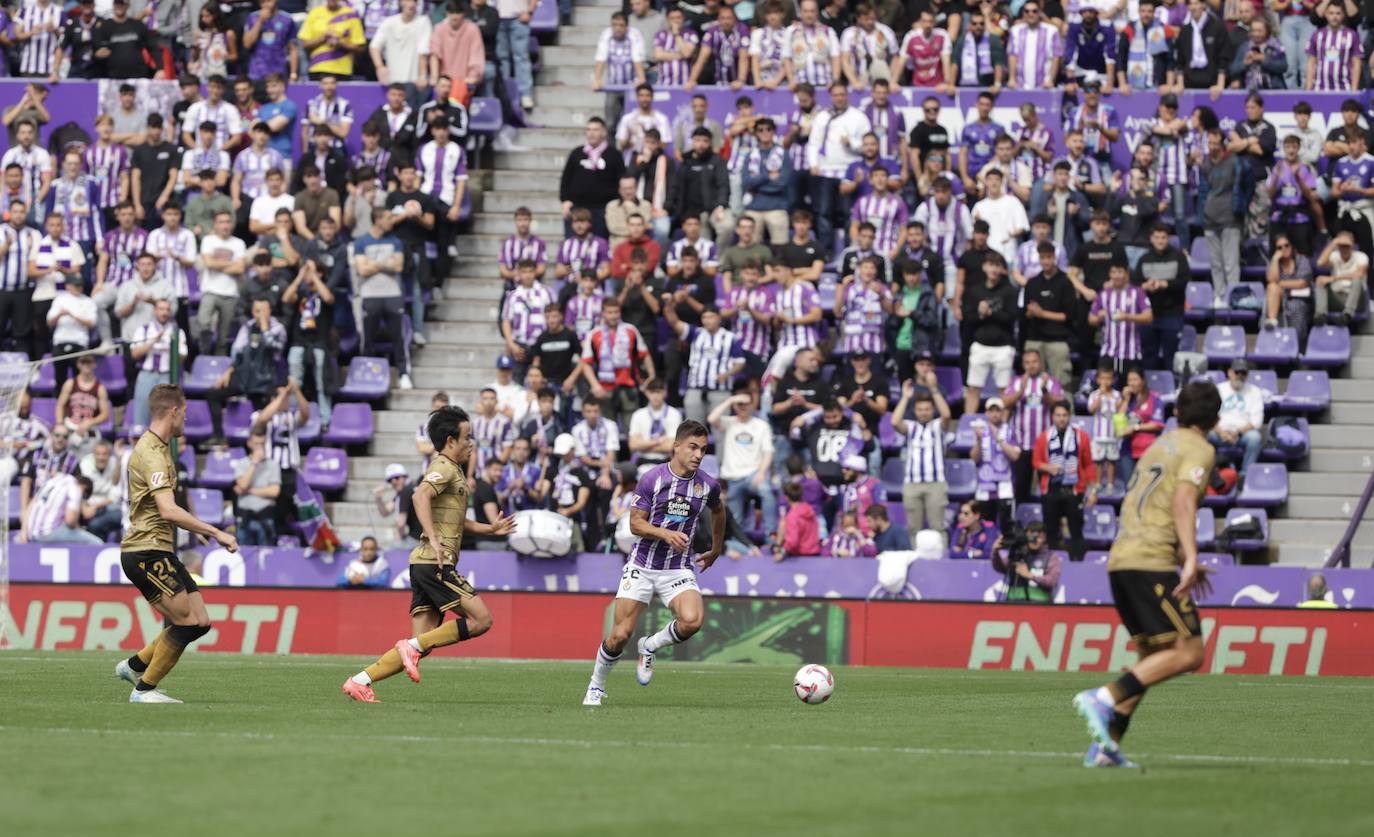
[132,590,210,703]
[394,592,495,680]
[636,579,705,686]
[584,594,647,705]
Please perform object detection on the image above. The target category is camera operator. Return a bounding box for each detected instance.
[992,521,1062,603]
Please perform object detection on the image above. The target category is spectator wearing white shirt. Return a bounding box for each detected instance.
[114,252,176,344]
[248,169,295,238]
[370,0,433,107]
[180,75,243,152]
[615,84,672,158]
[1207,359,1265,478]
[627,378,682,469]
[972,169,1029,266]
[78,440,123,542]
[805,81,870,255]
[1315,231,1368,327]
[708,384,777,541]
[25,473,100,545]
[46,274,97,386]
[593,11,646,127]
[196,210,247,355]
[129,298,187,429]
[28,213,86,360]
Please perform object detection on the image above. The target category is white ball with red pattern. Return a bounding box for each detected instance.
[793,664,834,705]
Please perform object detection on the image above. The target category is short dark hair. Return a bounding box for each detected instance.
[427,405,471,452]
[676,420,709,442]
[1175,380,1222,432]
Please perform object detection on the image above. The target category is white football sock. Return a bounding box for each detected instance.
[589,642,622,690]
[407,638,422,653]
[351,672,371,686]
[643,620,687,653]
[1095,686,1116,708]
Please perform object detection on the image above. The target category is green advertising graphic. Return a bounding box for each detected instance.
[608,599,849,665]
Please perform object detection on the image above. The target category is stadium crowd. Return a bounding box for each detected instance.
[0,0,1369,574]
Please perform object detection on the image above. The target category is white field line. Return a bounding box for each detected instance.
[1,725,1370,769]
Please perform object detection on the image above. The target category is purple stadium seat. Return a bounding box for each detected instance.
[1237,463,1288,508]
[1248,369,1279,405]
[184,355,232,397]
[1216,282,1263,325]
[183,400,212,442]
[1261,417,1308,461]
[1179,323,1198,352]
[699,454,719,479]
[877,413,901,452]
[96,354,127,400]
[1014,503,1043,529]
[1248,327,1298,367]
[31,355,55,395]
[1223,507,1269,551]
[301,447,349,493]
[7,485,21,525]
[1084,550,1109,564]
[1279,370,1331,413]
[1186,281,1213,322]
[946,458,975,501]
[938,321,961,364]
[880,458,904,495]
[1145,370,1176,397]
[1188,239,1210,277]
[223,400,256,442]
[323,402,373,445]
[189,488,225,527]
[295,401,322,445]
[1203,325,1246,367]
[530,0,558,33]
[1083,505,1117,548]
[179,444,197,483]
[885,501,907,531]
[934,366,964,403]
[1195,507,1216,550]
[952,413,982,455]
[1301,325,1351,369]
[1199,552,1234,567]
[29,397,55,427]
[198,447,246,490]
[466,97,503,134]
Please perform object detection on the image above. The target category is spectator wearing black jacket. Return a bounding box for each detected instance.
[294,126,350,194]
[94,0,156,79]
[61,1,101,80]
[670,128,733,242]
[1169,0,1228,94]
[962,251,1019,415]
[1108,168,1162,256]
[1115,1,1171,93]
[560,117,624,239]
[363,84,418,151]
[1022,242,1078,390]
[1133,222,1190,372]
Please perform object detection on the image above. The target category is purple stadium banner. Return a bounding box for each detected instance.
[655,88,1371,175]
[0,79,389,159]
[7,543,1373,608]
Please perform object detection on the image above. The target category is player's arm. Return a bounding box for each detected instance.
[152,489,238,551]
[696,496,727,573]
[1172,481,1206,598]
[410,478,448,563]
[467,510,516,537]
[629,506,688,552]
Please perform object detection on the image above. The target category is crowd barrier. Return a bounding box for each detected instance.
[7,544,1374,607]
[6,583,1372,675]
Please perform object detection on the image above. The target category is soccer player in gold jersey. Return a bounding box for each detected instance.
[115,384,239,703]
[1072,379,1222,767]
[342,406,514,702]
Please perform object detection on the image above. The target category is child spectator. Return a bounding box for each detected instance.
[777,481,820,560]
[1087,363,1122,492]
[822,510,876,558]
[837,454,885,535]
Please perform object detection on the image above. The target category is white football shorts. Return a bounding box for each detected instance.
[616,564,700,606]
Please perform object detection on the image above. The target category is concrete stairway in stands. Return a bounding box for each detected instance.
[330,0,612,543]
[1273,327,1374,567]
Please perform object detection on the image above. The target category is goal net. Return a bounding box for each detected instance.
[0,358,31,650]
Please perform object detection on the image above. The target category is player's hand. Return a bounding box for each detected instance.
[695,549,720,573]
[662,529,690,552]
[215,531,239,553]
[490,512,516,537]
[1173,561,1209,599]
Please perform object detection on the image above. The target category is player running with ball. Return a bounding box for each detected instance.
[583,420,725,707]
[342,406,515,702]
[1072,380,1222,767]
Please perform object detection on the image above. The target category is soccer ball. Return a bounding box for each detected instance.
[793,664,834,705]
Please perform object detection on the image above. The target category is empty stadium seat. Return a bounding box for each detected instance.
[1083,505,1117,548]
[184,355,232,397]
[1216,282,1264,326]
[1195,507,1216,550]
[97,354,127,400]
[1222,507,1269,551]
[189,488,225,527]
[880,458,904,496]
[1199,552,1235,566]
[530,0,558,33]
[223,400,256,442]
[952,413,982,456]
[933,366,964,403]
[183,400,213,442]
[1146,369,1176,397]
[197,447,246,490]
[1014,503,1042,528]
[1237,463,1289,508]
[1301,325,1351,368]
[885,501,907,531]
[699,454,719,479]
[938,321,961,363]
[945,459,975,501]
[323,402,374,446]
[1248,369,1279,405]
[1203,325,1246,367]
[1248,327,1299,367]
[877,413,901,453]
[7,485,20,525]
[466,97,503,133]
[1188,240,1210,277]
[1279,370,1331,413]
[301,447,349,492]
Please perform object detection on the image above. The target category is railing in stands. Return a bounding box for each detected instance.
[1325,468,1374,568]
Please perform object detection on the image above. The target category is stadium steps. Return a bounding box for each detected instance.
[328,4,612,544]
[1278,319,1374,567]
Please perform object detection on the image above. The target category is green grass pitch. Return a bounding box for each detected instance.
[1,652,1371,837]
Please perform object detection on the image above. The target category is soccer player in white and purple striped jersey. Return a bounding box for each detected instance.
[1088,262,1152,377]
[498,207,548,284]
[1305,3,1362,92]
[583,420,724,706]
